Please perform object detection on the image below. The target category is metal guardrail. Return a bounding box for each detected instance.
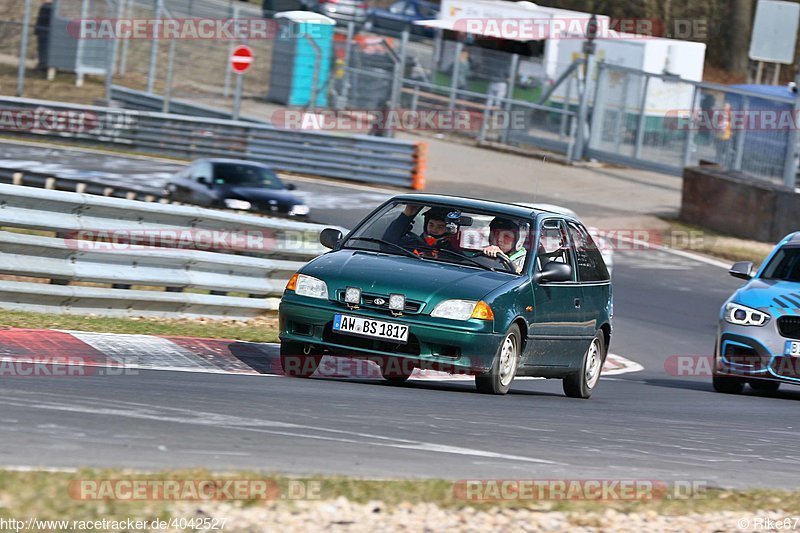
[0,183,337,319]
[0,95,427,189]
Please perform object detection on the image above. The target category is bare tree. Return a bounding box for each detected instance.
[727,0,754,75]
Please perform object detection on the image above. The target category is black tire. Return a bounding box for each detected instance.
[280,341,321,378]
[563,332,606,399]
[712,374,745,394]
[475,324,521,395]
[749,379,780,393]
[381,357,414,384]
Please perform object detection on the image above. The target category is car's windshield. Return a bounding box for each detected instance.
[760,246,800,282]
[212,163,283,189]
[343,201,532,274]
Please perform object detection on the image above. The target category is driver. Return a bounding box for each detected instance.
[482,218,527,273]
[382,204,461,254]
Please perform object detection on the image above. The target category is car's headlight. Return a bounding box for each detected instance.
[289,204,310,216]
[724,303,770,326]
[286,273,328,299]
[430,300,494,321]
[224,198,252,210]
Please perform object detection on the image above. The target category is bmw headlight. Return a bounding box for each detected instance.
[224,198,252,210]
[289,204,310,216]
[431,300,494,321]
[290,274,328,300]
[724,303,770,326]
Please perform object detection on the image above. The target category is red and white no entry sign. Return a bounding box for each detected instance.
[230,45,254,74]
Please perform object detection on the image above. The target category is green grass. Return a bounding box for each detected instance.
[659,218,775,265]
[1,468,799,523]
[0,309,278,343]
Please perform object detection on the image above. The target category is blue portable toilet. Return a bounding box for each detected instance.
[267,11,336,107]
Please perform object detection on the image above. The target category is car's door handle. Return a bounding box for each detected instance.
[574,298,582,308]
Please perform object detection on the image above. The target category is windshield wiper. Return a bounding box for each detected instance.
[346,237,423,260]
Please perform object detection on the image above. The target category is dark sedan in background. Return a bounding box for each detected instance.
[367,0,438,36]
[164,159,310,218]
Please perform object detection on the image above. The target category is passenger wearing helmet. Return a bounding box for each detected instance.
[482,217,527,273]
[382,204,461,254]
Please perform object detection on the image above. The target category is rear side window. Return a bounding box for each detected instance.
[567,222,610,282]
[537,219,575,280]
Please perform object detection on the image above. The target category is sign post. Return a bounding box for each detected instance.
[230,45,253,121]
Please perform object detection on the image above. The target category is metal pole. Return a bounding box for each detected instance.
[449,41,463,111]
[232,72,244,120]
[612,73,630,153]
[223,4,240,98]
[681,84,699,168]
[162,37,177,113]
[633,75,651,159]
[105,0,125,104]
[500,53,519,145]
[304,34,322,111]
[783,73,800,188]
[587,63,608,150]
[16,0,32,97]
[147,0,163,94]
[342,21,355,106]
[389,29,409,116]
[574,53,596,160]
[119,0,132,76]
[733,95,748,171]
[75,0,90,87]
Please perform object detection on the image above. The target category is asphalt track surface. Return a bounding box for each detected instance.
[1,141,799,489]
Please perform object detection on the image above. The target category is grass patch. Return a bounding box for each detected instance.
[0,468,798,522]
[0,309,278,343]
[658,218,775,265]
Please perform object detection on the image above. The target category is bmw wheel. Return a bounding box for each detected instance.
[563,332,606,399]
[749,379,780,393]
[476,324,520,395]
[712,374,745,394]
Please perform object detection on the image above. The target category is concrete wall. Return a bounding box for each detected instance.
[681,166,800,242]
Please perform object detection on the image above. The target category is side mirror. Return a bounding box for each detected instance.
[729,261,754,280]
[320,228,343,249]
[535,261,572,283]
[286,183,297,191]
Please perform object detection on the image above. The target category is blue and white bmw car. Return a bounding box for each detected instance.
[714,232,800,394]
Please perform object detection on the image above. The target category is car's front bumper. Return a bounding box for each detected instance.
[715,320,800,383]
[279,293,502,374]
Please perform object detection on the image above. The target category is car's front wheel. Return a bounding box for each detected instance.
[280,341,322,378]
[475,324,520,395]
[749,379,780,393]
[712,374,744,394]
[563,332,606,399]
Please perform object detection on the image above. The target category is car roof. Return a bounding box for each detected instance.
[200,158,274,168]
[391,194,567,219]
[784,232,800,246]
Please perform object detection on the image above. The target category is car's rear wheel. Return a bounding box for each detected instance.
[712,374,745,394]
[475,324,520,395]
[749,379,780,393]
[563,332,606,399]
[280,341,322,378]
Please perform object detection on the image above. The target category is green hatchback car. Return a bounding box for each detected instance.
[279,195,612,397]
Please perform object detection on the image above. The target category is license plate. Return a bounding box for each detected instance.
[785,341,800,357]
[333,314,409,343]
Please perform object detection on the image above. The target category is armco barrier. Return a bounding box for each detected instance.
[0,184,341,319]
[0,95,426,189]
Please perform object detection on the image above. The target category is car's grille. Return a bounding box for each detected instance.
[336,290,424,314]
[322,323,421,356]
[723,344,766,370]
[778,316,800,340]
